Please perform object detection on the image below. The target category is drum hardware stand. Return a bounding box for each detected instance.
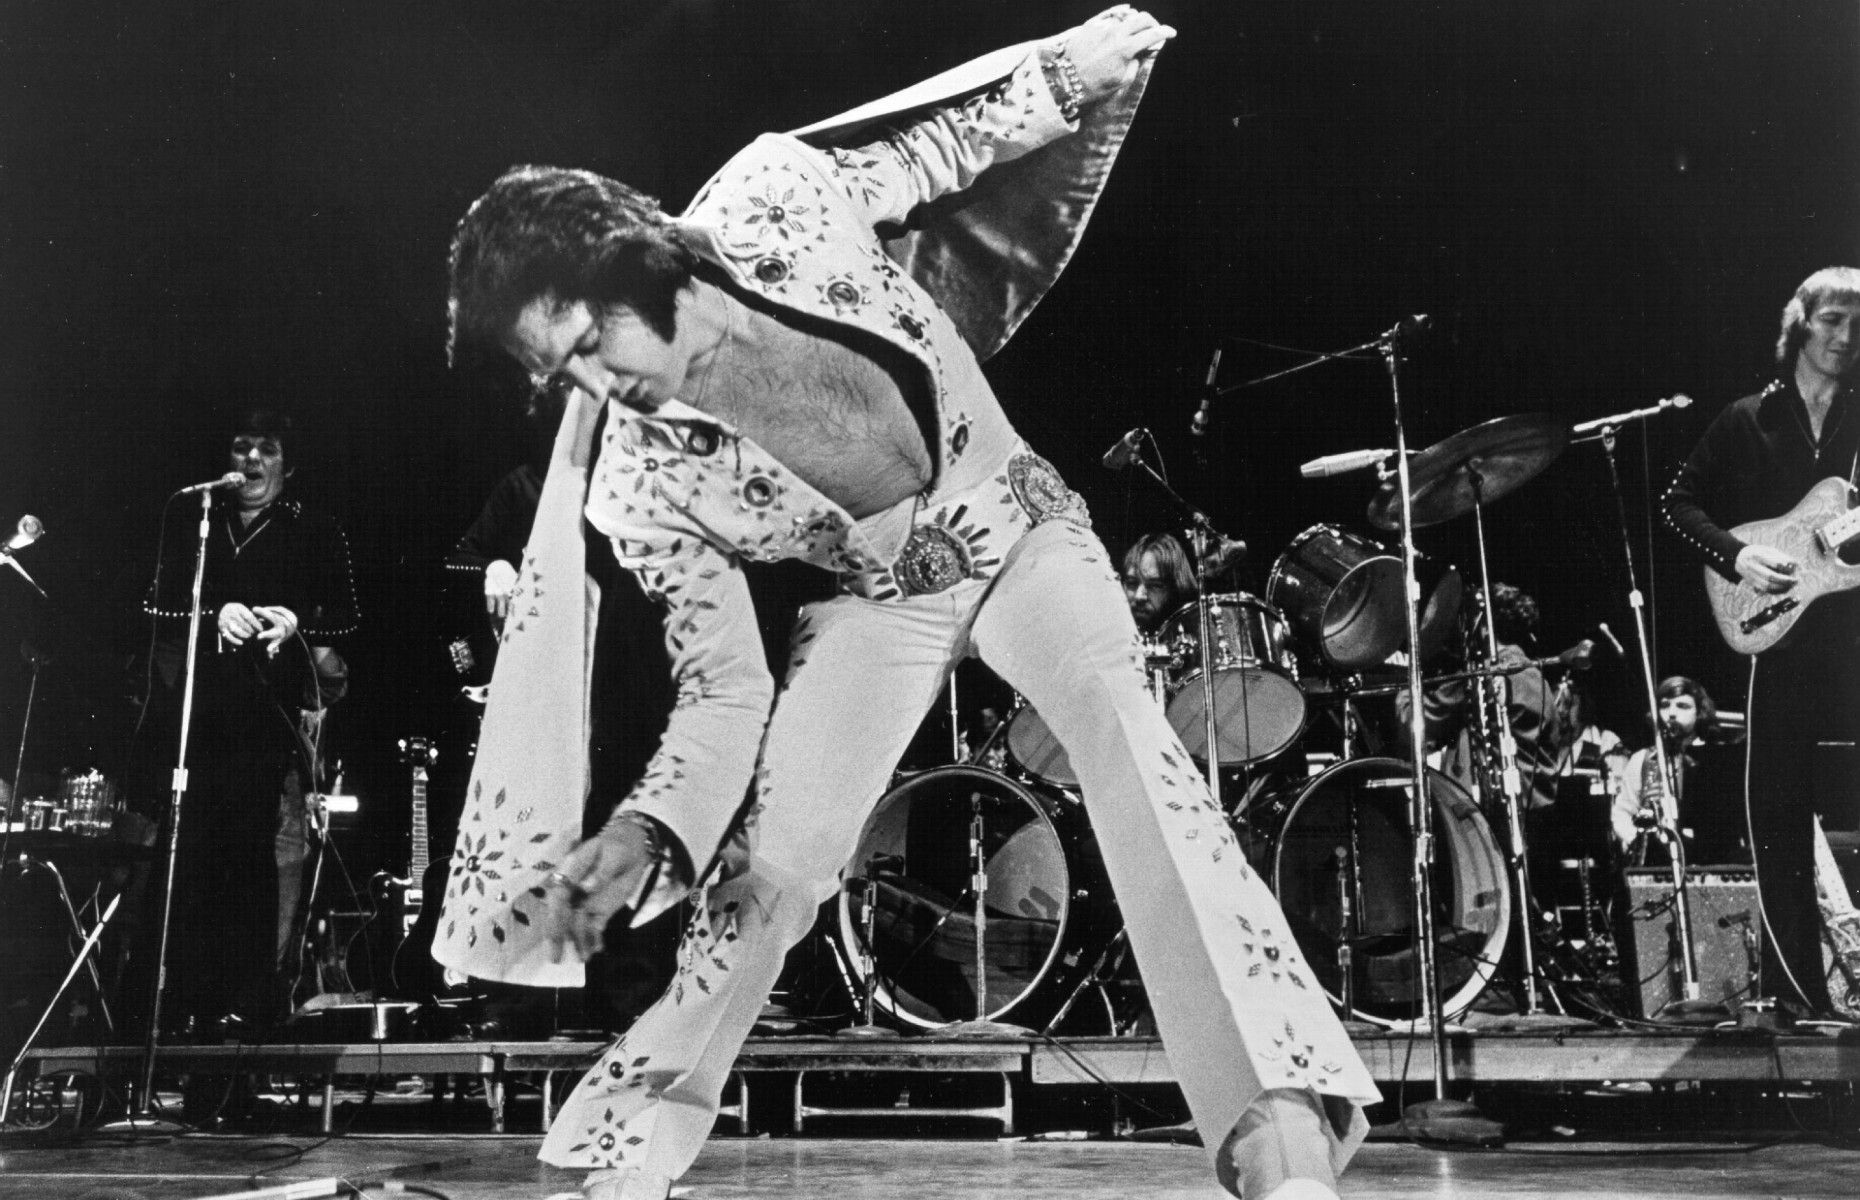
[1461,465,1572,1023]
[1043,928,1140,1036]
[937,791,1034,1040]
[1328,843,1381,1035]
[2,853,117,1033]
[1576,418,1706,1016]
[837,862,902,1040]
[109,484,217,1131]
[0,893,121,1126]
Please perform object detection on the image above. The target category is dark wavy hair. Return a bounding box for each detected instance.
[1122,533,1199,604]
[1775,266,1860,367]
[447,165,698,367]
[1489,582,1539,646]
[1654,674,1719,741]
[228,407,295,461]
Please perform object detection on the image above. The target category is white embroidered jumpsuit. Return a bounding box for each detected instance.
[434,34,1380,1190]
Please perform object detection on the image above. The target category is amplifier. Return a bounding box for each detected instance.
[1619,867,1762,1018]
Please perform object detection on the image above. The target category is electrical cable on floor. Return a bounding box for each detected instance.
[1031,1031,1180,1126]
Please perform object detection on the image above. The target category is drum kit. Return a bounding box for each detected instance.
[833,409,1643,1036]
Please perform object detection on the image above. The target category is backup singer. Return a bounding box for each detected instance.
[144,409,357,1033]
[437,10,1377,1200]
[1664,266,1860,1022]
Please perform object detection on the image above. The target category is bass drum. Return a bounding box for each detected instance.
[1249,757,1509,1024]
[1156,593,1307,767]
[838,766,1113,1030]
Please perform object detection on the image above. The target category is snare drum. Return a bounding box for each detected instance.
[1267,524,1406,671]
[1156,593,1306,766]
[838,765,1115,1030]
[1247,756,1509,1023]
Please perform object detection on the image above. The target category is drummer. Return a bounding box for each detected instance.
[1121,532,1199,635]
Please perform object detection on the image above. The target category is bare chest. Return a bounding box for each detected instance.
[694,311,936,519]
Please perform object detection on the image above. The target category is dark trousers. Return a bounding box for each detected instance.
[1748,635,1860,1012]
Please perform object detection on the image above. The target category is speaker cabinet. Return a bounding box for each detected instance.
[1619,867,1763,1017]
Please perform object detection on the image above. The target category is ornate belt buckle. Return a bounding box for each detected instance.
[892,524,972,597]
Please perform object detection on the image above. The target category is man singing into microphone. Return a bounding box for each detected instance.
[438,10,1376,1200]
[144,408,358,1044]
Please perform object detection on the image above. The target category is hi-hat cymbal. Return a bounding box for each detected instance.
[1367,413,1568,530]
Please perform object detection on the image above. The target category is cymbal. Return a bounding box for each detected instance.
[1367,413,1568,530]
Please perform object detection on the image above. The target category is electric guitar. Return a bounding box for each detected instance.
[389,736,467,997]
[1704,477,1860,654]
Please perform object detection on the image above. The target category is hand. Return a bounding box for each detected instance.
[1735,544,1799,594]
[251,605,299,657]
[219,601,297,650]
[542,821,658,962]
[1058,7,1177,103]
[484,559,519,620]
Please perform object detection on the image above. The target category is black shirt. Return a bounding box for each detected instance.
[1664,378,1860,581]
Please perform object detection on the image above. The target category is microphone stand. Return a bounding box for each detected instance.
[121,487,217,1128]
[1123,445,1230,803]
[1368,325,1503,1145]
[0,653,41,867]
[1586,422,1705,1015]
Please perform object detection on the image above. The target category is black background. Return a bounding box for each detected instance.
[3,1,1855,831]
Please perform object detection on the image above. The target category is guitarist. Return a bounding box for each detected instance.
[1663,266,1860,1022]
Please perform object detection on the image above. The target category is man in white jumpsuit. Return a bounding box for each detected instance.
[437,10,1379,1199]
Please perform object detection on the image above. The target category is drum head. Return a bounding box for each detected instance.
[1005,705,1078,790]
[839,766,1078,1028]
[1263,757,1508,1023]
[1166,668,1307,766]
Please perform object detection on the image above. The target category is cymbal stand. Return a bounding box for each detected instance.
[1465,467,1549,1016]
[1582,422,1702,1007]
[128,486,216,1126]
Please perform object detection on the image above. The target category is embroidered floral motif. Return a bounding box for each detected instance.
[741,183,812,241]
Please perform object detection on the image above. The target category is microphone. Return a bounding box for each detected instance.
[178,471,248,495]
[1299,448,1394,479]
[1596,623,1626,657]
[1571,394,1693,436]
[1101,428,1146,471]
[1190,348,1222,436]
[4,514,44,553]
[1381,313,1432,341]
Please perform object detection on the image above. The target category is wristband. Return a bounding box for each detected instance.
[1042,49,1085,122]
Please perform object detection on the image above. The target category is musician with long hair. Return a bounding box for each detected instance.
[1663,266,1860,1022]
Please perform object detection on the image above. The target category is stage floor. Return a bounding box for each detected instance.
[1,1133,1857,1200]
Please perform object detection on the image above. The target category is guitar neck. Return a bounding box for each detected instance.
[409,768,430,887]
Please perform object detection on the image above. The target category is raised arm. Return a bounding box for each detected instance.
[811,7,1174,230]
